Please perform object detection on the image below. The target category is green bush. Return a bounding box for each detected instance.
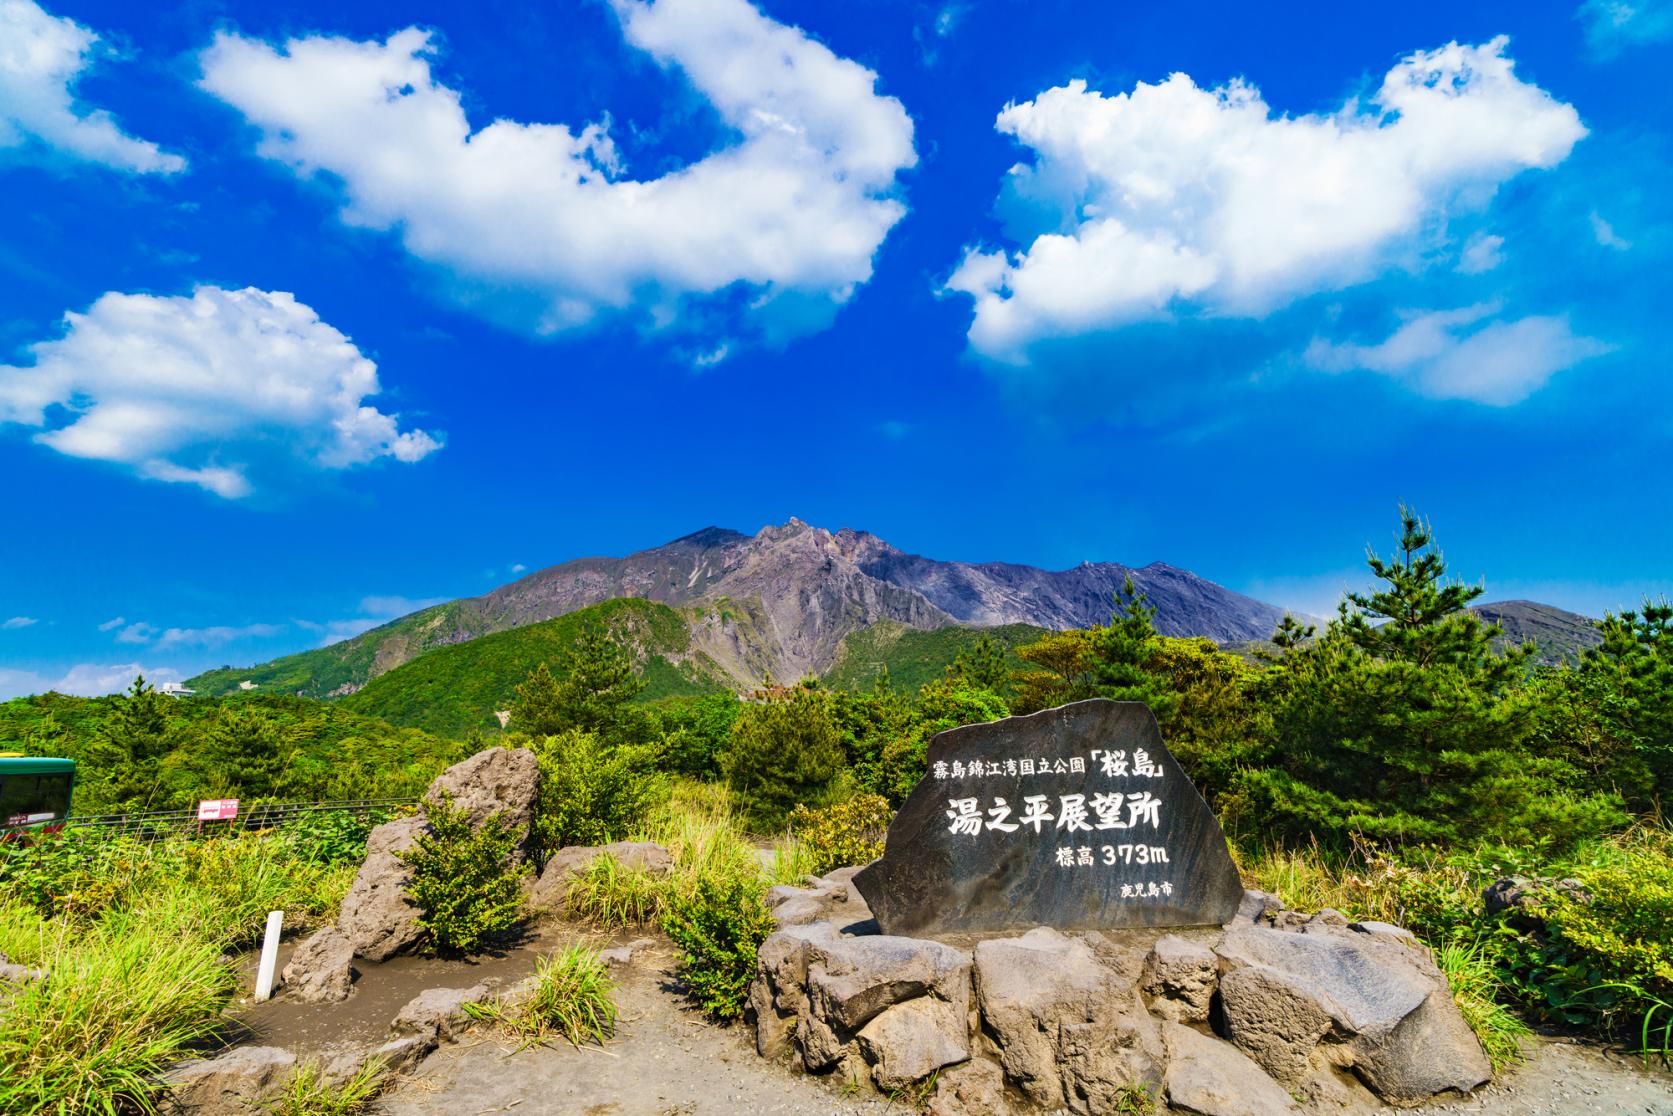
[527,729,666,850]
[397,792,528,956]
[788,794,892,875]
[468,945,617,1050]
[278,808,392,867]
[721,685,846,828]
[661,866,776,1020]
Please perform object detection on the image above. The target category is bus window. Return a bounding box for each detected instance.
[0,772,74,827]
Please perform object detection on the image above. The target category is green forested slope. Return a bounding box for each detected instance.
[339,598,732,736]
[824,621,1046,691]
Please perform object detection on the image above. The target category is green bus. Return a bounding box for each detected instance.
[0,754,76,833]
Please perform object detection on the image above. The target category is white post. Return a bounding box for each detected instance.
[254,910,283,1002]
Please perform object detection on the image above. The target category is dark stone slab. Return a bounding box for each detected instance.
[854,699,1243,935]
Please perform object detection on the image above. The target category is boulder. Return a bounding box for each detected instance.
[973,927,1163,1113]
[1162,1022,1301,1116]
[163,1045,296,1112]
[1141,935,1218,1023]
[425,746,540,841]
[528,840,672,910]
[319,1035,435,1086]
[1482,875,1591,922]
[806,932,970,1033]
[1215,921,1490,1101]
[280,927,355,1004]
[336,815,426,961]
[599,938,657,966]
[856,994,970,1090]
[390,984,488,1043]
[928,1058,1018,1116]
[0,961,46,986]
[766,869,873,929]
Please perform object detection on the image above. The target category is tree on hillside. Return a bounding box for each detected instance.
[1009,630,1098,714]
[510,662,565,738]
[949,633,1008,694]
[721,684,846,827]
[87,676,175,811]
[1237,509,1622,848]
[511,622,648,741]
[1087,576,1179,721]
[1574,600,1673,808]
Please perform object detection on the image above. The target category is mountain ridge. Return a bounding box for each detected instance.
[188,518,1302,698]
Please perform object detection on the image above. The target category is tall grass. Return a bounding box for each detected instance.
[273,1056,387,1116]
[468,945,617,1050]
[1436,940,1530,1069]
[566,852,666,927]
[0,896,236,1115]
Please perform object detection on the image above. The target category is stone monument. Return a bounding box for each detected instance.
[854,699,1243,935]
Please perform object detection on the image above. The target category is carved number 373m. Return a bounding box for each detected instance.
[1103,844,1170,865]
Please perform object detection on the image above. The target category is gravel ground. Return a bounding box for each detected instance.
[1377,1038,1672,1116]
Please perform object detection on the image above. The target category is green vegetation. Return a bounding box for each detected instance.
[0,828,359,1115]
[273,1057,388,1116]
[565,852,666,927]
[824,621,1045,691]
[661,866,777,1021]
[397,792,528,956]
[0,686,458,815]
[721,682,847,827]
[341,599,730,736]
[468,944,618,1051]
[788,794,891,876]
[527,728,666,849]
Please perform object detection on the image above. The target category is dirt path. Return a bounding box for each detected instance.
[1378,1038,1671,1116]
[376,936,896,1116]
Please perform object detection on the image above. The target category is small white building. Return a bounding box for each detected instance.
[157,682,196,698]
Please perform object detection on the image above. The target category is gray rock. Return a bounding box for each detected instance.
[856,996,969,1090]
[163,1045,296,1112]
[336,815,426,961]
[0,961,46,985]
[1162,1021,1301,1116]
[528,840,672,910]
[806,932,970,1033]
[600,938,656,966]
[1231,889,1283,925]
[1215,922,1490,1101]
[765,872,872,929]
[855,700,1245,935]
[390,984,488,1043]
[424,746,540,842]
[1141,935,1218,1023]
[1350,920,1416,943]
[280,927,355,1004]
[973,927,1163,1113]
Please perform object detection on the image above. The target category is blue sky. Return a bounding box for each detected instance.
[1,0,1669,697]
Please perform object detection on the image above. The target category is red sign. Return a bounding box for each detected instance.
[197,799,240,821]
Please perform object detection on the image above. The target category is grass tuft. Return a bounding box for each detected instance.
[1435,939,1531,1070]
[468,944,618,1050]
[565,853,667,927]
[272,1057,387,1116]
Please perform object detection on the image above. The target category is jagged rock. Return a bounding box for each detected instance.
[425,746,540,845]
[856,995,970,1090]
[807,932,970,1033]
[321,1035,435,1086]
[973,927,1163,1113]
[390,984,488,1043]
[1482,875,1592,921]
[528,840,672,910]
[1162,1022,1301,1116]
[1215,921,1490,1101]
[280,927,355,1004]
[163,1045,296,1112]
[928,1057,1018,1116]
[1141,935,1218,1023]
[1233,889,1284,925]
[600,938,656,966]
[765,868,874,929]
[336,815,426,961]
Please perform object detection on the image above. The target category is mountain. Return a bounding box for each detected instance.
[188,519,1301,699]
[1472,600,1602,666]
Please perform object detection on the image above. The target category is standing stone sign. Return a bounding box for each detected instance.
[854,699,1243,935]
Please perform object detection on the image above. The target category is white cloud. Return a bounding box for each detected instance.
[358,594,446,617]
[1305,304,1612,405]
[153,623,285,649]
[0,662,181,701]
[1589,210,1632,249]
[2,615,38,629]
[198,0,915,343]
[114,621,156,644]
[508,564,526,574]
[96,615,125,631]
[1577,0,1673,56]
[1457,232,1505,274]
[0,0,185,173]
[0,286,441,498]
[947,38,1585,363]
[295,617,382,646]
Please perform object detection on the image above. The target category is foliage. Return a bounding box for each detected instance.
[468,945,618,1050]
[0,688,459,816]
[661,864,777,1020]
[396,792,528,957]
[823,621,1044,693]
[511,621,649,740]
[272,1057,387,1116]
[788,794,892,875]
[721,683,847,828]
[276,808,389,867]
[527,728,667,850]
[338,599,725,736]
[648,692,742,779]
[565,852,667,927]
[1434,939,1531,1069]
[1574,600,1673,810]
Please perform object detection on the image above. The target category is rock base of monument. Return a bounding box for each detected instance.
[748,869,1491,1116]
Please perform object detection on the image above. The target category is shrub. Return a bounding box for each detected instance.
[528,729,666,850]
[397,792,528,956]
[565,853,667,927]
[661,865,777,1020]
[468,945,617,1050]
[788,794,892,875]
[721,685,846,828]
[278,808,391,867]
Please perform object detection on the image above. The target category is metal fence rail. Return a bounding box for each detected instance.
[26,798,417,841]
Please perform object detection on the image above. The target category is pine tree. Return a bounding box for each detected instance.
[1087,576,1178,721]
[511,662,566,737]
[949,633,1008,694]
